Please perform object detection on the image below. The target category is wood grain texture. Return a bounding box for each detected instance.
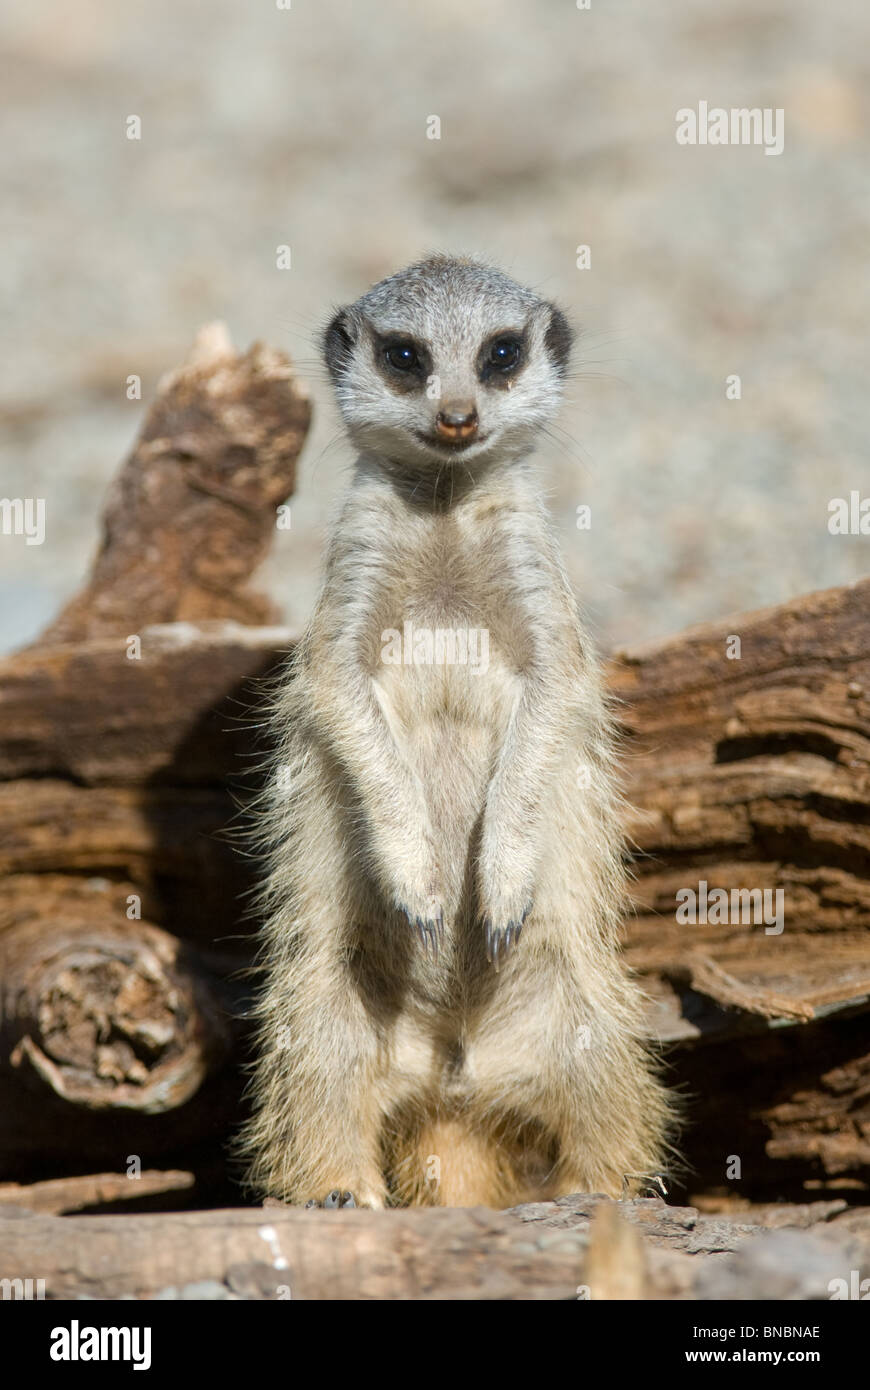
[40,323,310,644]
[1,1195,866,1300]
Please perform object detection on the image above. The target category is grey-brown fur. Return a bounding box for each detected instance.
[237,256,675,1207]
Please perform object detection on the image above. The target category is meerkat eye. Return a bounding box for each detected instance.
[384,342,420,373]
[487,337,523,372]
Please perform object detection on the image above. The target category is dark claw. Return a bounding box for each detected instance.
[483,905,531,971]
[305,1189,358,1209]
[408,908,443,961]
[483,914,495,963]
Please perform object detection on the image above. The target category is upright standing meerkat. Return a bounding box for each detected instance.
[238,255,674,1209]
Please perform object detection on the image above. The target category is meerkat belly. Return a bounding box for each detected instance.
[373,618,520,915]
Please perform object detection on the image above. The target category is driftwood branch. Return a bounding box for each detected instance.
[0,1170,194,1215]
[41,322,310,644]
[1,1195,867,1300]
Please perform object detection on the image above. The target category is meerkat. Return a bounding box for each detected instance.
[237,255,675,1209]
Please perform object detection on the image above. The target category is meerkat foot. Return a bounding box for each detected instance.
[303,1189,357,1210]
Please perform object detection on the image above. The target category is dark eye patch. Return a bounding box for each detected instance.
[372,330,431,391]
[477,328,528,386]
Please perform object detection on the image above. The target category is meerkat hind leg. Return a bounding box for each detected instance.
[243,927,391,1210]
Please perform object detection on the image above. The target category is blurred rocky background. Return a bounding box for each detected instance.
[1,0,867,654]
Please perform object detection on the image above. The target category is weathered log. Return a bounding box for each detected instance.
[0,905,235,1165]
[0,785,251,948]
[611,576,870,990]
[0,1195,866,1301]
[678,1012,870,1186]
[40,323,309,645]
[0,1170,194,1215]
[0,621,286,786]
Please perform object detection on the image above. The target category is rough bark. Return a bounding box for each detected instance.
[0,911,232,1138]
[611,576,870,1005]
[39,322,310,644]
[0,1170,194,1215]
[1,1195,866,1301]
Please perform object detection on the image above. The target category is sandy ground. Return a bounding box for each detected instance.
[1,0,868,654]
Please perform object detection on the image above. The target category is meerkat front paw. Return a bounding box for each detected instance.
[397,899,445,958]
[384,829,445,956]
[478,830,535,969]
[481,903,532,971]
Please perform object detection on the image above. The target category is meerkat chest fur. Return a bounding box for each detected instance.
[319,465,580,942]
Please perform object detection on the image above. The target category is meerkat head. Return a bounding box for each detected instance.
[322,256,573,472]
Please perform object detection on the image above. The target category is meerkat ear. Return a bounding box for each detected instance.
[323,308,358,383]
[544,304,573,377]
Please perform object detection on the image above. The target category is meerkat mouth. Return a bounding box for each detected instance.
[414,430,489,454]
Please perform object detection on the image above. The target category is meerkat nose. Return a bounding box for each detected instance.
[435,404,479,441]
